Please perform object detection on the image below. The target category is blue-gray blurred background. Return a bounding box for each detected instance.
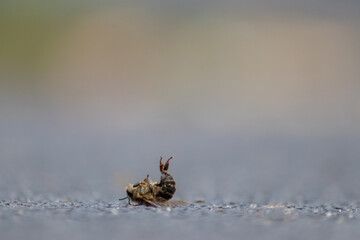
[1,0,360,203]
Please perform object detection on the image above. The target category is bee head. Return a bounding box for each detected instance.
[125,184,134,200]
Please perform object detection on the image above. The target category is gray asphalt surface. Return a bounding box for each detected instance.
[1,131,360,240]
[1,198,360,240]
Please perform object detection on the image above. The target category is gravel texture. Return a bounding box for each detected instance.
[1,197,360,240]
[1,121,360,240]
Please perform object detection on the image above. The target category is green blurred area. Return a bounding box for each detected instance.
[0,1,100,73]
[1,0,359,136]
[1,0,359,75]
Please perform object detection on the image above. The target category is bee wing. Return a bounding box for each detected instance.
[142,199,158,207]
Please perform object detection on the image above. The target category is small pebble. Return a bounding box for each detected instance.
[111,209,119,215]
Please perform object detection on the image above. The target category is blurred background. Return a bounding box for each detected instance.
[1,0,359,203]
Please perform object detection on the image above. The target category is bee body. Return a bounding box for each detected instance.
[124,157,176,207]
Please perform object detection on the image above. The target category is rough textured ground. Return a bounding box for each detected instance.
[1,197,360,240]
[1,116,359,240]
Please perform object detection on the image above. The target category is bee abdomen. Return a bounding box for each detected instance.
[157,183,176,200]
[156,173,176,200]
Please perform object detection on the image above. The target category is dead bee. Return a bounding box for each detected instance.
[120,156,177,207]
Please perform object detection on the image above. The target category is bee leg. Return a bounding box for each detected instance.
[119,196,131,205]
[159,156,164,172]
[163,156,173,171]
[144,174,150,183]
